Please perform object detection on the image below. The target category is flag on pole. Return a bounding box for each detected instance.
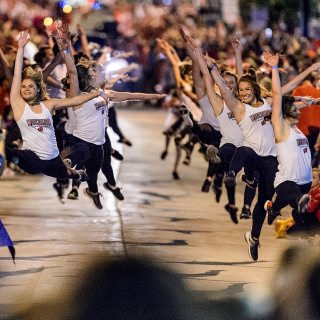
[0,219,15,263]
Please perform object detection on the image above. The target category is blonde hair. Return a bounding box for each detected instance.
[22,66,49,105]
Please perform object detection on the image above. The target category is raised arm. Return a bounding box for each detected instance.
[190,42,224,117]
[281,62,320,95]
[53,23,80,97]
[265,52,284,142]
[231,37,243,78]
[156,38,183,87]
[10,31,30,120]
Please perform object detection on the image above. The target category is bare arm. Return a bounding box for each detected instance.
[193,46,224,117]
[281,62,320,95]
[106,90,166,103]
[77,24,91,60]
[42,53,63,82]
[266,52,285,142]
[231,37,243,78]
[45,90,102,111]
[9,31,30,120]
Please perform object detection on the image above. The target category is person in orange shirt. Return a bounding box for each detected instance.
[293,73,320,156]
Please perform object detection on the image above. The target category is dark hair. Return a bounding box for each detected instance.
[282,96,296,117]
[238,68,261,102]
[76,62,97,92]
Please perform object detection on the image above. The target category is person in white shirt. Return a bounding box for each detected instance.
[263,52,312,226]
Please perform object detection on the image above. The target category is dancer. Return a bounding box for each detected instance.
[184,34,256,223]
[8,30,104,181]
[263,52,312,226]
[200,52,278,261]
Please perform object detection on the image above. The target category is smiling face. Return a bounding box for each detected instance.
[238,81,256,105]
[21,78,38,102]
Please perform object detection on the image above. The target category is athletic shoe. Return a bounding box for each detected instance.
[213,186,222,203]
[298,194,311,215]
[206,145,221,164]
[118,138,132,147]
[201,178,211,193]
[172,171,180,180]
[224,170,236,187]
[224,204,238,224]
[160,151,168,160]
[264,200,280,225]
[53,182,65,204]
[83,188,103,209]
[111,149,124,161]
[103,182,124,201]
[241,173,258,189]
[244,231,259,261]
[67,188,79,200]
[240,206,252,219]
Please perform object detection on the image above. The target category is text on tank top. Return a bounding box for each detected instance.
[17,102,59,160]
[274,126,312,187]
[238,99,276,156]
[72,95,108,145]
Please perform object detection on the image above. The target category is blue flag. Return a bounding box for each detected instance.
[0,219,15,263]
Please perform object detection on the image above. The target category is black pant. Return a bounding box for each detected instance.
[251,155,278,239]
[6,147,71,179]
[191,122,222,146]
[108,107,125,140]
[68,136,104,193]
[274,181,311,225]
[101,131,116,186]
[229,146,258,181]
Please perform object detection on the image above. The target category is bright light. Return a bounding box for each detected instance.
[105,58,129,78]
[43,17,53,27]
[63,4,73,13]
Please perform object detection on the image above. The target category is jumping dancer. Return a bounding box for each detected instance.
[8,30,103,181]
[263,52,312,226]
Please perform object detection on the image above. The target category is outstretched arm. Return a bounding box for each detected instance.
[106,90,166,102]
[10,30,30,120]
[281,62,320,95]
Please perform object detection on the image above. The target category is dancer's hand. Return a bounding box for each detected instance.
[16,30,30,48]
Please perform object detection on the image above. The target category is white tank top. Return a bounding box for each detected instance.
[198,95,220,130]
[238,99,277,157]
[17,102,59,160]
[217,103,243,147]
[64,107,77,135]
[72,95,108,145]
[274,127,312,187]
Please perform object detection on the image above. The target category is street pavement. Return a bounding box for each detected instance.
[0,106,299,317]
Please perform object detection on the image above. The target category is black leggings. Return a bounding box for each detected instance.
[274,181,311,222]
[251,155,278,239]
[229,146,257,181]
[108,107,125,140]
[6,147,71,179]
[101,131,116,186]
[67,136,103,193]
